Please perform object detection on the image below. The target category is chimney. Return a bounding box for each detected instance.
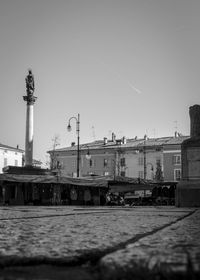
[116,139,122,145]
[103,137,108,145]
[112,132,116,142]
[122,136,126,144]
[174,131,178,138]
[17,145,19,149]
[71,142,75,147]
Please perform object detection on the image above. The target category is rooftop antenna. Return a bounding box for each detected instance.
[153,128,156,139]
[174,120,178,135]
[174,120,178,130]
[118,130,123,138]
[107,130,112,139]
[91,126,96,141]
[52,134,60,150]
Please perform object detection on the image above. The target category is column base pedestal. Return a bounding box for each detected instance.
[176,180,200,207]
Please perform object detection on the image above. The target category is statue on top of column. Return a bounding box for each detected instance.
[25,69,35,95]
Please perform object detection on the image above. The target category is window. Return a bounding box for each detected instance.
[156,158,161,165]
[138,157,144,165]
[88,171,95,175]
[155,148,161,152]
[104,159,108,167]
[104,171,109,176]
[174,169,181,181]
[15,160,18,166]
[138,171,144,179]
[173,155,181,165]
[120,171,126,177]
[4,158,7,167]
[89,159,93,167]
[72,160,76,169]
[56,161,62,169]
[120,158,126,167]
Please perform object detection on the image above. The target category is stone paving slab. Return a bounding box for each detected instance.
[0,206,198,279]
[0,207,193,264]
[0,206,192,220]
[100,209,200,279]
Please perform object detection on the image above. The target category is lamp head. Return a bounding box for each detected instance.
[85,152,91,160]
[67,124,72,132]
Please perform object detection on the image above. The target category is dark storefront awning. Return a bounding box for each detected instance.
[0,174,108,188]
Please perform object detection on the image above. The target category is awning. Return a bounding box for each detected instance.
[0,174,108,188]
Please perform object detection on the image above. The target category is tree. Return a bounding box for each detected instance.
[50,135,60,170]
[155,161,164,182]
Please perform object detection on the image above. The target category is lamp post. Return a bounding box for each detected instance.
[67,114,80,177]
[143,134,148,197]
[143,134,147,180]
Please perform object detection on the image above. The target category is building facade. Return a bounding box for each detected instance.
[48,134,189,182]
[163,137,188,181]
[0,144,24,173]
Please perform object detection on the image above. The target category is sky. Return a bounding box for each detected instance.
[0,0,199,164]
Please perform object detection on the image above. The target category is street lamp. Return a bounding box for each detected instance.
[67,114,80,177]
[143,134,147,180]
[80,144,91,160]
[85,146,91,160]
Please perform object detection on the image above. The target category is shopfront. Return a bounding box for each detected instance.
[0,174,108,206]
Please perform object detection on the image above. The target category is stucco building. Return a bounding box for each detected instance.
[48,134,189,182]
[0,143,24,173]
[163,136,188,181]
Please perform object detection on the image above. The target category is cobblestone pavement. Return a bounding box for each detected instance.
[0,206,199,279]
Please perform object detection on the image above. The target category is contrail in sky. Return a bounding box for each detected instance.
[114,69,142,94]
[96,59,142,94]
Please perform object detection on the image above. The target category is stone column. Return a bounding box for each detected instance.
[24,98,35,166]
[176,104,200,207]
[23,95,37,166]
[23,70,37,167]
